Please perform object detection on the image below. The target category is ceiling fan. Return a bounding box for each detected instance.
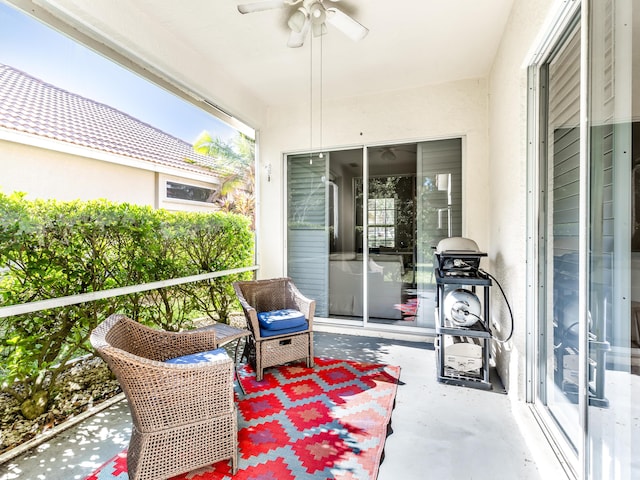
[237,0,369,48]
[378,145,417,162]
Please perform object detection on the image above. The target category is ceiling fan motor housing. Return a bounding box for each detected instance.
[309,2,326,23]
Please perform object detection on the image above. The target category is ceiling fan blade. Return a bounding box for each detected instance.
[287,18,310,47]
[237,0,286,14]
[325,7,368,42]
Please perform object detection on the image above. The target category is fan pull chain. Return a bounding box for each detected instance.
[309,32,313,165]
[319,33,323,159]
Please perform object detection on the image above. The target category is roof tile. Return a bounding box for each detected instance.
[0,64,225,177]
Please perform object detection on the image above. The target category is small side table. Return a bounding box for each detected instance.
[199,322,251,394]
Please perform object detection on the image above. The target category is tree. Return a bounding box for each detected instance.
[193,132,255,224]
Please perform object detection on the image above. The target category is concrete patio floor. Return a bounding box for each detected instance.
[0,330,567,480]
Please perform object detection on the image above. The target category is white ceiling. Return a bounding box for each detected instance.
[30,0,515,117]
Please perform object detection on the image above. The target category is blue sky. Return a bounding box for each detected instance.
[0,3,239,145]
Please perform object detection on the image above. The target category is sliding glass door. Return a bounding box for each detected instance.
[286,139,461,331]
[538,14,583,456]
[532,2,639,478]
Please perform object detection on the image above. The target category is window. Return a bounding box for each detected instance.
[368,198,396,248]
[166,181,216,204]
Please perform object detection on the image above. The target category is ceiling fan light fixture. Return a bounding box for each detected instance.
[287,19,310,47]
[288,7,308,33]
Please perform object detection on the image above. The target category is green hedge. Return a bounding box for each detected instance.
[0,193,254,418]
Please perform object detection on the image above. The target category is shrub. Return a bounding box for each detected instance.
[0,193,254,418]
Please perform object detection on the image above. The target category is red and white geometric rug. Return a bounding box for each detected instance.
[395,297,419,321]
[85,357,400,480]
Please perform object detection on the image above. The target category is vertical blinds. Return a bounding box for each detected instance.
[287,154,329,316]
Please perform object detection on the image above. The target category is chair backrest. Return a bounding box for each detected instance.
[235,277,295,312]
[91,314,165,361]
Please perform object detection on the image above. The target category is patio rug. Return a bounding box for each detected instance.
[395,297,419,321]
[85,357,401,480]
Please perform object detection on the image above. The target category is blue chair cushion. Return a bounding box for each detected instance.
[258,309,307,330]
[257,309,308,337]
[165,348,229,365]
[259,324,309,337]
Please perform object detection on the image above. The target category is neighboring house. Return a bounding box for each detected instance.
[0,64,223,211]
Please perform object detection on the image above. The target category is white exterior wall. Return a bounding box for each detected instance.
[487,0,557,400]
[1,139,155,204]
[259,78,491,279]
[0,137,220,212]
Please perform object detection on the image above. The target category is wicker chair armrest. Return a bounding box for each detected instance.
[288,282,316,328]
[233,284,261,337]
[101,344,234,375]
[244,308,262,339]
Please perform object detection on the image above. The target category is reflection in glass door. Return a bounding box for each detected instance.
[325,149,364,325]
[587,1,637,478]
[288,149,366,326]
[538,15,582,457]
[533,3,640,478]
[359,171,416,326]
[415,139,462,328]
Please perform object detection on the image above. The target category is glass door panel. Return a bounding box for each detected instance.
[287,153,330,316]
[539,17,582,455]
[587,1,637,478]
[287,140,461,331]
[326,149,364,325]
[361,171,416,325]
[287,148,365,325]
[416,138,462,329]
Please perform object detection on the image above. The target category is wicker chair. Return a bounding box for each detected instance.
[233,277,315,381]
[90,314,238,480]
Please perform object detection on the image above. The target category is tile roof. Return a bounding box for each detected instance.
[0,64,225,177]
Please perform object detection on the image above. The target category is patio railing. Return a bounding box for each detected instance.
[0,265,258,319]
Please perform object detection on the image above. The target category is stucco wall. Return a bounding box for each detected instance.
[259,77,491,293]
[1,138,220,213]
[0,139,155,203]
[487,0,557,400]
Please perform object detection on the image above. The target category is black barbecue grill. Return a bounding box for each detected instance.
[433,237,487,277]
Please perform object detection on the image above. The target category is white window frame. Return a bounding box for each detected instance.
[158,174,220,211]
